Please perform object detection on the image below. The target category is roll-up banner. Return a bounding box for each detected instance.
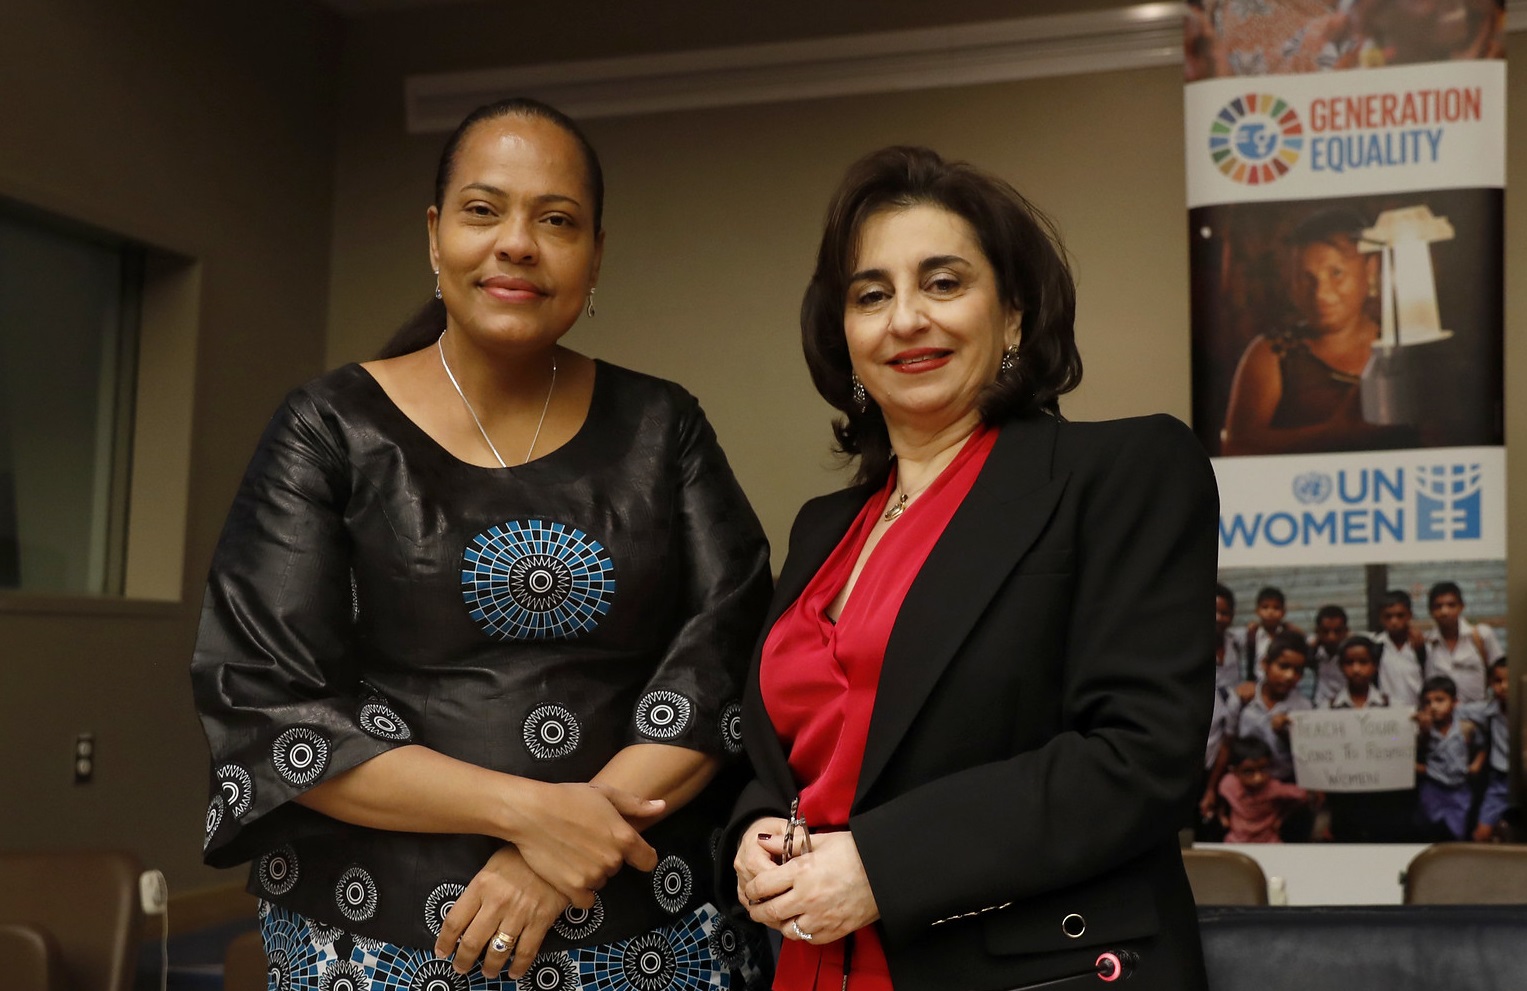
[1185,2,1508,845]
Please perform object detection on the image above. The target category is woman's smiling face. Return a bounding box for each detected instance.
[427,113,602,355]
[843,204,1020,434]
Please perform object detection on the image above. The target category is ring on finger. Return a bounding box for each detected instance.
[489,930,517,954]
[789,918,813,942]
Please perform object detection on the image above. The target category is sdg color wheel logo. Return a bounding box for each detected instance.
[1210,93,1302,184]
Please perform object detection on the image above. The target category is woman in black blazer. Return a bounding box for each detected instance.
[726,147,1218,990]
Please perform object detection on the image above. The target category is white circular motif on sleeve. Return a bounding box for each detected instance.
[217,764,255,818]
[359,702,412,742]
[619,932,679,991]
[423,881,466,937]
[635,691,692,740]
[516,954,579,991]
[409,959,469,991]
[307,919,344,948]
[522,704,581,760]
[334,865,380,923]
[720,701,744,754]
[318,960,369,991]
[203,795,225,848]
[257,846,300,896]
[650,855,693,913]
[709,916,745,969]
[271,727,330,785]
[550,895,605,941]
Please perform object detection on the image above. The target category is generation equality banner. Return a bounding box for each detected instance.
[1184,2,1508,844]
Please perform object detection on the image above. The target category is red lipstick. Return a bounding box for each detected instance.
[887,348,953,373]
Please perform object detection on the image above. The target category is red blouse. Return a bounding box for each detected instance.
[759,425,997,990]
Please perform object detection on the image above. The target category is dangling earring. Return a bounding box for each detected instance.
[433,271,442,300]
[851,371,868,413]
[585,287,597,318]
[1000,345,1019,374]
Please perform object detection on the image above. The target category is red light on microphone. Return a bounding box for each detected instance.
[1095,950,1137,982]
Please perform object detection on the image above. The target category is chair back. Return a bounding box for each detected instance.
[1181,848,1269,905]
[1403,842,1527,904]
[0,850,144,991]
[0,922,65,991]
[222,928,267,991]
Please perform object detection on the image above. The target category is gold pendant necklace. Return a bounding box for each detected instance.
[882,493,910,523]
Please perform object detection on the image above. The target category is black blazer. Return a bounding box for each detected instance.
[726,412,1218,991]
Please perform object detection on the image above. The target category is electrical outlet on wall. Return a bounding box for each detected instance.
[73,732,94,784]
[139,869,168,915]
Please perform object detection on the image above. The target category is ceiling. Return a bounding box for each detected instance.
[315,0,1138,20]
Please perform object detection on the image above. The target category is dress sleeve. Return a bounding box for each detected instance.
[190,389,412,868]
[626,393,772,756]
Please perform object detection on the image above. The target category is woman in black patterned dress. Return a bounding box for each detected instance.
[192,98,772,991]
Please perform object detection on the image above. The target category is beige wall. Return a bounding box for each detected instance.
[327,64,1196,562]
[0,0,340,890]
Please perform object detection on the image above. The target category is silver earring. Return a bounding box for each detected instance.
[585,288,597,318]
[434,271,442,300]
[1000,345,1019,374]
[851,371,868,413]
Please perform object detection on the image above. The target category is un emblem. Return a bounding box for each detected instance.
[1292,472,1332,505]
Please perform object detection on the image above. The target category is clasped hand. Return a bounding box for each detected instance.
[514,780,663,905]
[735,817,880,945]
[438,781,662,979]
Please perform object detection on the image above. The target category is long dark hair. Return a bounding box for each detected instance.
[800,146,1081,485]
[375,97,605,359]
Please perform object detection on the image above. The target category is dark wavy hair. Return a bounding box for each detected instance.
[800,146,1081,485]
[376,97,605,359]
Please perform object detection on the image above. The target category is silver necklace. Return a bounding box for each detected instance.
[436,331,557,467]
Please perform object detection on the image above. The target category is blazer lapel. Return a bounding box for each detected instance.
[741,485,869,797]
[855,415,1069,806]
[768,489,867,635]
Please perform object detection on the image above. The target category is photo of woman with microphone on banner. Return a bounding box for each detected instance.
[1190,187,1503,459]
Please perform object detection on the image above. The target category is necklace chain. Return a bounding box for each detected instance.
[882,475,938,523]
[883,436,976,523]
[437,331,556,468]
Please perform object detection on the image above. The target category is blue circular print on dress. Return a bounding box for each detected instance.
[462,520,616,641]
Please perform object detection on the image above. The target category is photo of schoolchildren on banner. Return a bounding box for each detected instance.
[1202,562,1510,844]
[1185,1,1510,846]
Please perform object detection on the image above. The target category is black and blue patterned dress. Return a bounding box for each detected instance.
[192,361,772,989]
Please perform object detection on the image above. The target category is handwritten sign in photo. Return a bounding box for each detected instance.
[1289,709,1416,792]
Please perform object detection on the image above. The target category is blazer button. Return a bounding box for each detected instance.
[1061,913,1086,938]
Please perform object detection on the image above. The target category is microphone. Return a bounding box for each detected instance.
[995,949,1138,989]
[1094,950,1137,983]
